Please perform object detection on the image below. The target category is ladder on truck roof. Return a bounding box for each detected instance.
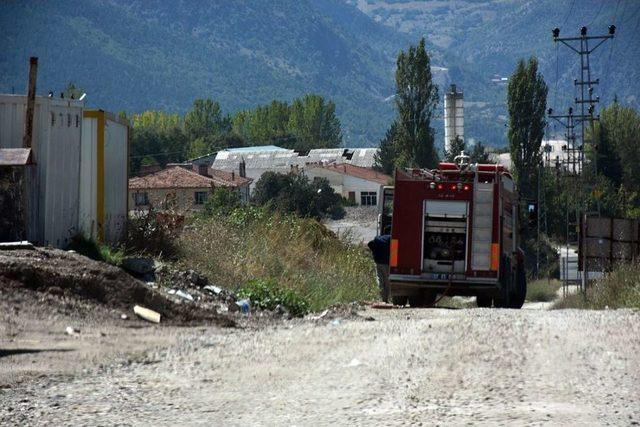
[471,175,494,271]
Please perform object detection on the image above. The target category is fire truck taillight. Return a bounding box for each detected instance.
[429,182,436,190]
[436,183,444,190]
[463,184,470,191]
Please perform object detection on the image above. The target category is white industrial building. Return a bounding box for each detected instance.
[494,139,579,173]
[211,145,380,192]
[304,163,390,207]
[212,146,300,191]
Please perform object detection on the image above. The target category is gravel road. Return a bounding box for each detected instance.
[2,306,639,426]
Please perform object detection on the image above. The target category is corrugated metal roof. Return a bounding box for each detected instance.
[224,145,290,153]
[213,150,302,170]
[0,148,32,166]
[349,148,378,168]
[212,146,379,170]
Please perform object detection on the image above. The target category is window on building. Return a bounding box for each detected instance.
[134,192,149,207]
[194,191,208,205]
[360,191,377,206]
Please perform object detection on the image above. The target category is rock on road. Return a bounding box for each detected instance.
[2,307,639,426]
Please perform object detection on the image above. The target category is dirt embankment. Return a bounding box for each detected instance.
[0,247,234,326]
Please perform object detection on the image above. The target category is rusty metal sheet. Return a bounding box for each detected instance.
[586,237,610,258]
[587,217,611,238]
[581,216,640,272]
[0,148,32,166]
[612,219,637,241]
[612,242,634,260]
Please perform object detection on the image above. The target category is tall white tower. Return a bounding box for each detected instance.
[444,84,464,152]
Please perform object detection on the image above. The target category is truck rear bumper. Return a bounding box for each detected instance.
[389,274,500,297]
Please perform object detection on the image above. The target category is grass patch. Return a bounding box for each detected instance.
[526,279,561,302]
[177,206,378,311]
[553,262,640,310]
[237,278,310,317]
[68,234,124,266]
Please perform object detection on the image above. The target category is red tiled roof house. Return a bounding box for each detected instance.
[129,166,251,212]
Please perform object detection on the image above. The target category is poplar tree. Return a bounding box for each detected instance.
[373,122,399,175]
[394,38,439,169]
[507,57,548,199]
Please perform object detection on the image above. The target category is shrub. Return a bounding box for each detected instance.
[526,279,561,302]
[237,278,310,317]
[176,207,377,311]
[553,262,640,309]
[67,234,124,266]
[522,237,559,279]
[125,207,181,258]
[204,187,241,216]
[252,172,345,219]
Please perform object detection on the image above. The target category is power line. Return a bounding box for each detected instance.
[621,4,640,24]
[587,2,605,26]
[562,0,576,25]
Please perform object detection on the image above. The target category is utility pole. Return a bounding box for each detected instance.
[552,25,615,185]
[551,25,614,292]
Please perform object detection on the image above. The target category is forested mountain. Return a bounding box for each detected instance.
[349,0,639,146]
[1,0,638,148]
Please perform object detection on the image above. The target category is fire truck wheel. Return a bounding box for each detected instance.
[391,296,408,306]
[476,296,492,308]
[509,266,527,309]
[408,292,437,308]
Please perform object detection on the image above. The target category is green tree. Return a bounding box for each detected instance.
[184,99,229,143]
[394,38,439,169]
[187,137,211,159]
[288,94,342,151]
[507,57,548,200]
[592,102,640,189]
[373,122,399,175]
[444,136,466,162]
[252,172,344,219]
[63,82,84,99]
[204,187,241,216]
[469,141,491,164]
[129,111,188,174]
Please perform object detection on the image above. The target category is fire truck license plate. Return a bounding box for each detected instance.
[431,273,449,280]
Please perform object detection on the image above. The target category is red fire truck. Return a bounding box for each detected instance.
[386,155,526,308]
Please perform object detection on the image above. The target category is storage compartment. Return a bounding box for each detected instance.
[422,200,468,274]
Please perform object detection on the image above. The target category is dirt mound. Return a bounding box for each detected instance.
[0,247,234,327]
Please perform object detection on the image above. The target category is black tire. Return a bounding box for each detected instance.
[476,295,492,308]
[494,256,511,309]
[391,296,408,306]
[508,265,527,309]
[408,292,437,308]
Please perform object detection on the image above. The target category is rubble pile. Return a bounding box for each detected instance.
[121,257,240,315]
[0,248,234,326]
